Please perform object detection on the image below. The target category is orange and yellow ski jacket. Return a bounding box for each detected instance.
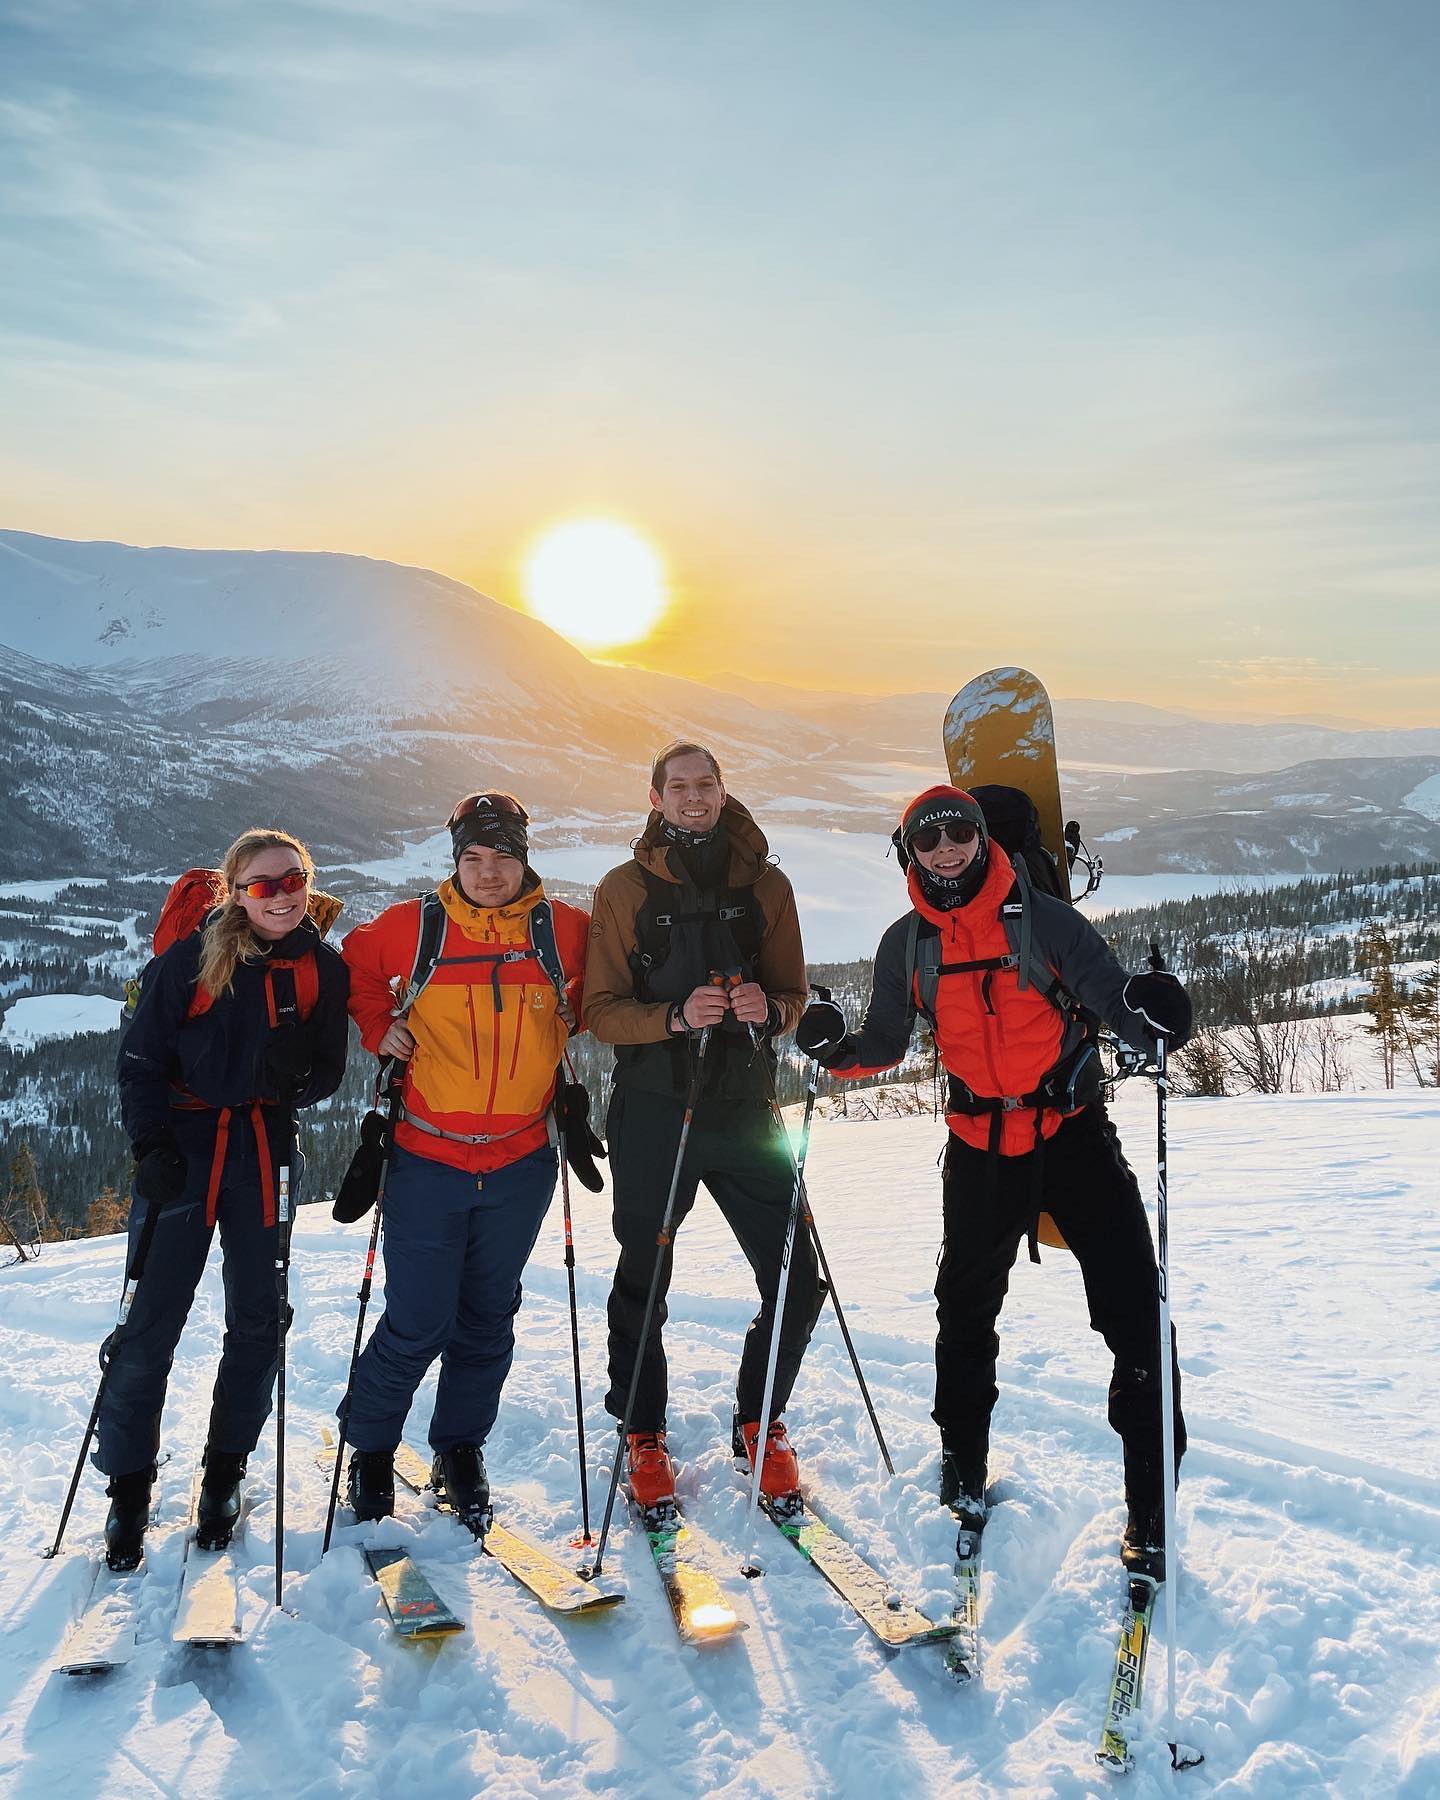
[343,878,588,1174]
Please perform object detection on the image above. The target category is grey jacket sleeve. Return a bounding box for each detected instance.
[823,914,920,1076]
[1026,895,1155,1055]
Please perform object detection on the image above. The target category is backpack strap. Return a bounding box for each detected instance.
[402,889,571,1020]
[904,912,943,1027]
[401,890,450,1012]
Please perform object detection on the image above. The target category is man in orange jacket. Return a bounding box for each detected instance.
[796,786,1193,1576]
[338,792,588,1533]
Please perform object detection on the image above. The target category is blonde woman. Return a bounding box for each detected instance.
[99,830,349,1570]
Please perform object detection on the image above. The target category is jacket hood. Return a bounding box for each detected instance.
[438,873,550,939]
[635,796,773,888]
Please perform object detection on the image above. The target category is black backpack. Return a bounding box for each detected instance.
[967,785,1068,901]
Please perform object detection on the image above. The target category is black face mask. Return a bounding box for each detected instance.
[661,818,728,889]
[913,843,989,911]
[658,817,721,851]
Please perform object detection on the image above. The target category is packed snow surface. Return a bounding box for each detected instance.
[1,1085,1437,1797]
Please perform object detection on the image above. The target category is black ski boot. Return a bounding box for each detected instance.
[432,1444,491,1539]
[939,1444,987,1552]
[104,1466,156,1572]
[1121,1499,1165,1581]
[196,1450,247,1551]
[1121,1452,1167,1580]
[346,1448,396,1523]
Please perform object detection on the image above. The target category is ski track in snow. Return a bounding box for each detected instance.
[1,1088,1437,1798]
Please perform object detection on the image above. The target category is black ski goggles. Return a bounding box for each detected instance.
[234,869,309,900]
[447,792,530,830]
[908,821,981,854]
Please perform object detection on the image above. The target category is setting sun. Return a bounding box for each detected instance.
[521,519,668,651]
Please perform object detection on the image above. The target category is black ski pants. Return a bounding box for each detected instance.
[934,1103,1185,1499]
[96,1112,294,1478]
[604,1085,825,1433]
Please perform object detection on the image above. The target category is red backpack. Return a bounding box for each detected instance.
[121,868,338,1027]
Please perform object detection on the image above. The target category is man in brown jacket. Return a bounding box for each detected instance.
[584,741,823,1510]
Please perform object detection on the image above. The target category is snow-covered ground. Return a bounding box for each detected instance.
[0,993,122,1047]
[2,1084,1437,1797]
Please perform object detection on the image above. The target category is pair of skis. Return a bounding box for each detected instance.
[320,1437,624,1640]
[627,1473,966,1665]
[54,1471,246,1675]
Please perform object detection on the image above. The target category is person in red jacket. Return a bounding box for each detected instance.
[795,786,1194,1576]
[338,792,588,1533]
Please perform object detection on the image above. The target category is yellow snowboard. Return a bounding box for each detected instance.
[944,666,1070,1248]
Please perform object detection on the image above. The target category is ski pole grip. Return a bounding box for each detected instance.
[809,982,833,1003]
[1148,940,1166,974]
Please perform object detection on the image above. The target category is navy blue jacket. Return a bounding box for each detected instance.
[118,918,350,1152]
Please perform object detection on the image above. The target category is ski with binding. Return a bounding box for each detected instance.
[315,1439,464,1639]
[628,1497,745,1645]
[946,1545,980,1682]
[392,1444,625,1617]
[755,1492,959,1651]
[1095,1574,1159,1770]
[53,1559,143,1675]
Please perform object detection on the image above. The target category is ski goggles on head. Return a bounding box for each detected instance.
[234,869,309,900]
[447,792,530,830]
[908,821,981,854]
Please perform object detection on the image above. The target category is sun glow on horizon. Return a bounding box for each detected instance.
[521,518,668,652]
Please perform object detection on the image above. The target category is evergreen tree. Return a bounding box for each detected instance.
[1404,962,1440,1087]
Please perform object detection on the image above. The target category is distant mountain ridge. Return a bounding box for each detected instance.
[2,527,1437,881]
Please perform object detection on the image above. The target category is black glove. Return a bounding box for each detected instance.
[1123,972,1194,1049]
[132,1132,187,1206]
[556,1079,607,1194]
[265,1025,315,1092]
[795,999,849,1061]
[332,1107,391,1223]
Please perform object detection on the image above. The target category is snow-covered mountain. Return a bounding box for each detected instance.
[2,529,1437,883]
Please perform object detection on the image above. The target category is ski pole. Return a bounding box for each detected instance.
[322,1068,401,1554]
[274,1160,293,1610]
[44,1194,164,1560]
[750,1028,895,1479]
[580,1025,713,1583]
[1148,942,1199,1772]
[553,1103,592,1545]
[738,1022,823,1577]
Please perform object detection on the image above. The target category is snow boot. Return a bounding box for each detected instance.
[732,1410,802,1506]
[196,1450,247,1551]
[346,1448,395,1523]
[939,1443,988,1550]
[432,1444,491,1539]
[1121,1453,1167,1580]
[1121,1501,1165,1580]
[104,1466,156,1572]
[624,1430,676,1511]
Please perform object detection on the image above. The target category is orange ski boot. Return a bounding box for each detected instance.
[734,1414,802,1503]
[624,1431,676,1510]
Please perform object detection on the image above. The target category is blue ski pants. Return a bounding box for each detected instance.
[342,1142,556,1455]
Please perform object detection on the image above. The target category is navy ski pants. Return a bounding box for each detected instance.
[96,1112,294,1478]
[935,1103,1185,1493]
[343,1142,556,1455]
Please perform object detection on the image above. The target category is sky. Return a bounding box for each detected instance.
[1,0,1437,724]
